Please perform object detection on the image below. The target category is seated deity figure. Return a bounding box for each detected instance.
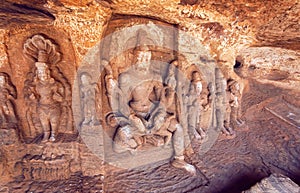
[187,71,206,140]
[79,72,100,126]
[28,52,64,142]
[113,45,196,174]
[0,72,17,127]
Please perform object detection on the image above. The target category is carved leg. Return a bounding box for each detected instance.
[223,121,234,135]
[91,116,100,126]
[171,123,196,175]
[222,106,235,135]
[197,127,207,141]
[216,109,227,133]
[82,104,92,125]
[232,107,245,125]
[26,109,36,136]
[90,102,100,125]
[0,108,5,125]
[113,125,139,153]
[188,111,202,140]
[39,110,50,142]
[49,108,61,142]
[164,132,173,146]
[82,118,91,125]
[2,105,9,124]
[189,126,202,140]
[5,101,16,123]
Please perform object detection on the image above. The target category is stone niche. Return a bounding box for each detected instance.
[72,15,221,171]
[4,28,77,143]
[0,28,83,189]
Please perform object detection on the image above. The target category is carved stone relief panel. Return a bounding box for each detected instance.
[72,15,222,173]
[0,72,19,145]
[0,72,17,128]
[5,29,77,143]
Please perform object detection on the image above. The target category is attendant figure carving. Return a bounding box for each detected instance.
[187,71,206,140]
[226,79,246,130]
[0,72,17,128]
[80,72,100,126]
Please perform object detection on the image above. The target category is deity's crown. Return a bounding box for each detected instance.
[133,44,150,55]
[37,50,48,63]
[35,62,47,69]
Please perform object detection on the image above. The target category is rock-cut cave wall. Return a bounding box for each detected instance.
[0,0,299,192]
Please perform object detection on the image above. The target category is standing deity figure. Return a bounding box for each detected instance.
[23,35,73,142]
[79,72,100,126]
[112,45,196,174]
[214,68,235,136]
[226,79,246,129]
[0,72,17,127]
[30,57,64,142]
[165,63,177,90]
[187,71,206,140]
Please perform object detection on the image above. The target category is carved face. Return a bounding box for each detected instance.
[192,71,201,81]
[136,50,151,70]
[195,81,202,95]
[81,74,92,85]
[37,65,50,82]
[0,76,5,87]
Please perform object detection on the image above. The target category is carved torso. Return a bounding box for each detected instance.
[0,87,10,102]
[35,78,62,106]
[119,69,162,115]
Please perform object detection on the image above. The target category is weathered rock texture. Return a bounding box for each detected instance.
[243,173,300,193]
[0,0,299,193]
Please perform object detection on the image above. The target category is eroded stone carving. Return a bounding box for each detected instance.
[20,145,71,181]
[226,79,247,130]
[214,68,249,137]
[110,45,196,174]
[104,61,120,111]
[215,68,235,137]
[79,72,100,126]
[0,72,17,128]
[187,71,206,140]
[23,35,73,142]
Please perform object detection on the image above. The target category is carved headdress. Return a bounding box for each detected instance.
[23,35,61,66]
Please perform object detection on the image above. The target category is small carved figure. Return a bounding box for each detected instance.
[215,68,235,136]
[80,72,100,126]
[0,72,17,127]
[165,63,177,90]
[104,62,119,109]
[187,71,206,140]
[226,79,246,129]
[200,82,213,112]
[112,45,196,174]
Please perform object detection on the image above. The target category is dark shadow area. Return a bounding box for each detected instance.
[220,172,269,193]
